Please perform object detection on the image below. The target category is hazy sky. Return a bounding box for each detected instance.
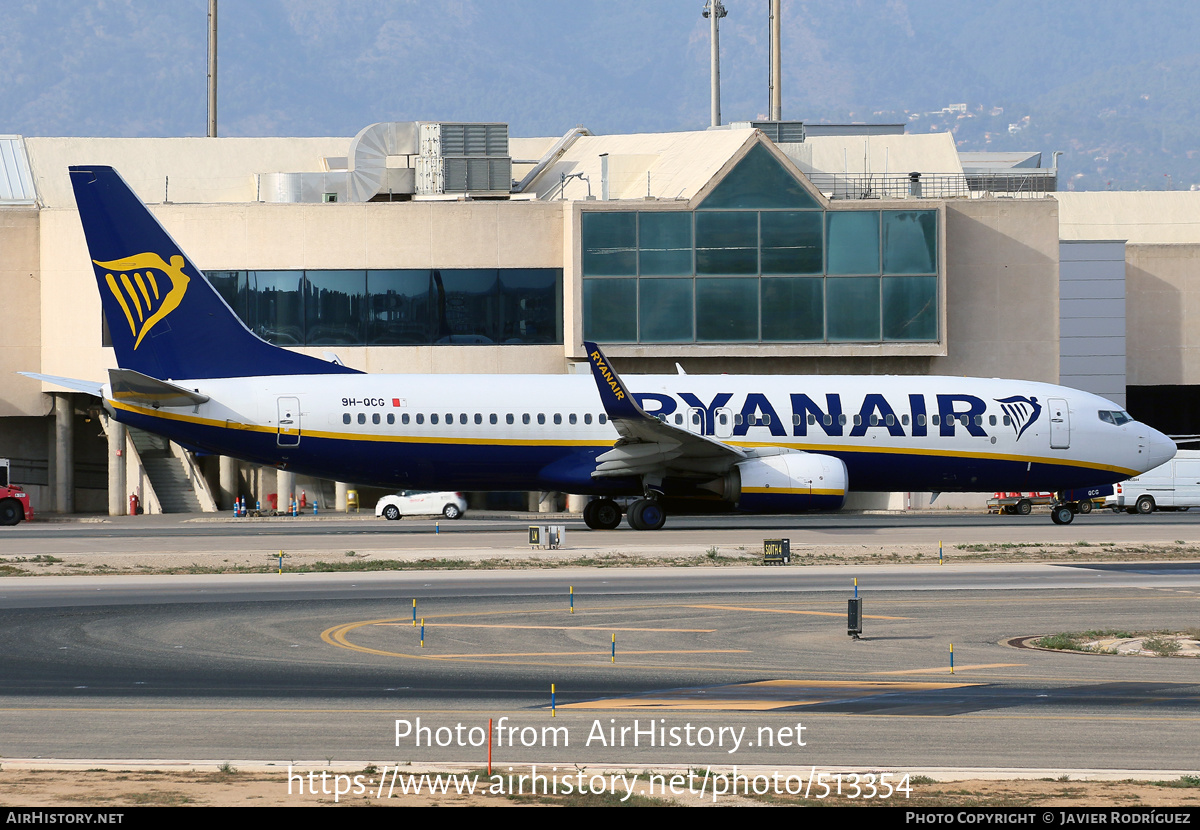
[4,1,1198,141]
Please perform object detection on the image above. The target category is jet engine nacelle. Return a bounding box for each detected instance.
[726,452,848,513]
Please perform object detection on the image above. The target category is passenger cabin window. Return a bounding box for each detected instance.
[553,414,562,425]
[372,413,380,425]
[357,413,366,425]
[490,414,497,424]
[460,414,467,425]
[416,413,424,424]
[387,413,395,425]
[342,413,351,424]
[599,414,607,424]
[569,414,577,425]
[402,413,410,424]
[431,414,439,424]
[523,414,530,424]
[537,414,546,425]
[506,414,514,424]
[584,413,593,424]
[674,414,683,425]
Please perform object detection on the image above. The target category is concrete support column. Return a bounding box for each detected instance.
[107,419,126,517]
[537,491,558,513]
[276,470,295,512]
[335,481,349,512]
[566,494,587,514]
[527,490,540,512]
[218,456,237,511]
[54,394,74,514]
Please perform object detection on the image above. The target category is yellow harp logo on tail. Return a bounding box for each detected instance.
[94,253,190,350]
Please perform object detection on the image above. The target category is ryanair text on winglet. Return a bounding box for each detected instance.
[590,349,626,401]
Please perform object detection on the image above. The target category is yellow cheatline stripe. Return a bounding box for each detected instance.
[728,439,1139,477]
[376,623,716,633]
[108,401,1139,476]
[687,604,908,620]
[873,663,1025,675]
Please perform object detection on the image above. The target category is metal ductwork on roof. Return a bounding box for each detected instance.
[347,121,419,202]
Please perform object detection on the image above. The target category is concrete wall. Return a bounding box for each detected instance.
[1126,242,1200,387]
[0,208,47,417]
[936,199,1060,383]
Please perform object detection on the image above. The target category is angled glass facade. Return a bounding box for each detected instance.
[207,268,562,346]
[581,145,939,345]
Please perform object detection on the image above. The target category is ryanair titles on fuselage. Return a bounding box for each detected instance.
[631,390,1042,442]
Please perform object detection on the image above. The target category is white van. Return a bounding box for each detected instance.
[1108,449,1200,514]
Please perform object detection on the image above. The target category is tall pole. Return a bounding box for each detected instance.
[207,0,218,137]
[703,1,727,127]
[769,0,782,121]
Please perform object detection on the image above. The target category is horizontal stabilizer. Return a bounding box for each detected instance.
[108,369,210,407]
[18,372,105,397]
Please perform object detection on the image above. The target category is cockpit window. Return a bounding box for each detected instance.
[1098,410,1133,426]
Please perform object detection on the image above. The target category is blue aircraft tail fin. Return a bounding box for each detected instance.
[69,165,360,380]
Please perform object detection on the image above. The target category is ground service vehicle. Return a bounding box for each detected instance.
[0,458,35,526]
[376,491,467,520]
[1108,450,1200,514]
[21,166,1178,530]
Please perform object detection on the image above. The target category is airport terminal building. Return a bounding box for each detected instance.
[1,121,1196,515]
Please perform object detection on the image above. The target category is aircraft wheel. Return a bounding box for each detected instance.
[584,499,621,530]
[627,498,666,531]
[1016,499,1032,515]
[1078,500,1093,514]
[1051,504,1074,525]
[382,504,400,521]
[1136,496,1155,515]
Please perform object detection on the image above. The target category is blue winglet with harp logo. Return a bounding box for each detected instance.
[583,341,647,422]
[69,165,360,380]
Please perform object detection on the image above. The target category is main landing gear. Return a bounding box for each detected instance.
[581,497,666,530]
[582,498,622,530]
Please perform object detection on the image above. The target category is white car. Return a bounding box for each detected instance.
[376,490,467,520]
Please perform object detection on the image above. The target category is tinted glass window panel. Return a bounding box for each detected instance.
[367,270,432,345]
[826,277,881,341]
[697,143,821,210]
[638,212,693,276]
[639,279,693,343]
[497,269,561,343]
[305,270,366,345]
[436,269,499,343]
[760,212,823,274]
[882,276,938,340]
[250,271,304,345]
[582,212,637,276]
[826,212,880,275]
[695,211,757,275]
[582,278,638,342]
[761,277,823,341]
[882,210,938,274]
[696,278,758,342]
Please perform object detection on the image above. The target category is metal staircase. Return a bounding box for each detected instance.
[127,428,203,513]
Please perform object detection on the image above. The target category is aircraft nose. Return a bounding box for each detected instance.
[1143,426,1176,470]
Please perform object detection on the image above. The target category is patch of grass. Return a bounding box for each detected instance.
[507,790,673,807]
[129,791,193,805]
[1153,775,1200,788]
[705,546,719,559]
[1142,636,1182,656]
[217,762,237,774]
[30,554,63,563]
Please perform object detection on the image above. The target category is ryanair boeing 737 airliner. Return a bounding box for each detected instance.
[24,166,1177,530]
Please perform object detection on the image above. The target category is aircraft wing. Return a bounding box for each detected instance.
[582,341,746,478]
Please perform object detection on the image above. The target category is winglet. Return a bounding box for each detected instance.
[583,341,646,421]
